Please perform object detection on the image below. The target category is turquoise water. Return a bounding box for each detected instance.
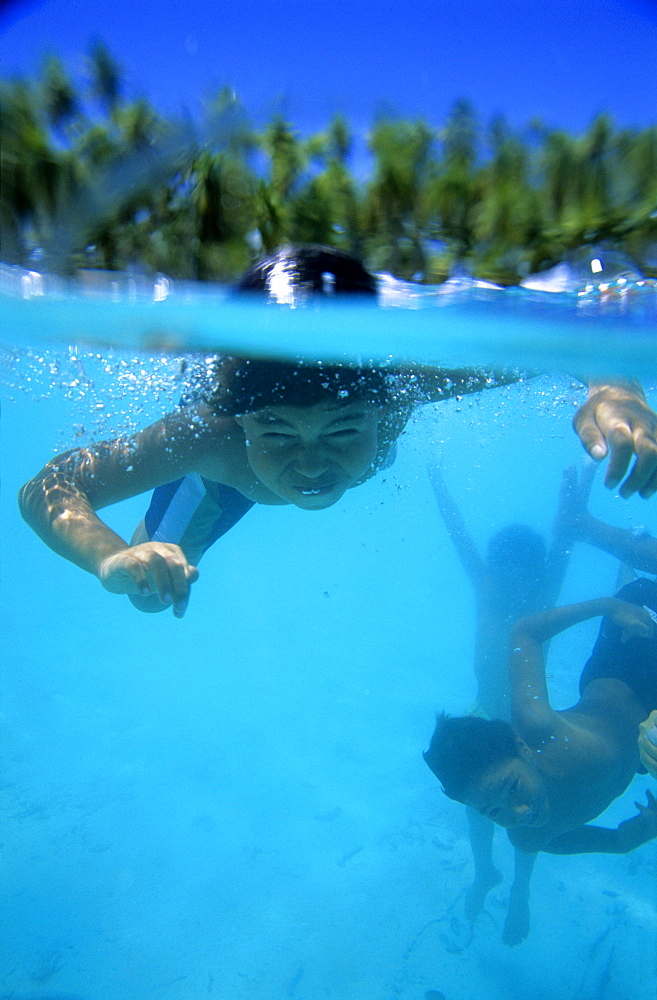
[1,278,656,999]
[3,264,657,372]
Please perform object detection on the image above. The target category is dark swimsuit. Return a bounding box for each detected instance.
[579,577,657,717]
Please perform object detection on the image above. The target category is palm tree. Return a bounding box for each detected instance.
[366,116,433,276]
[88,39,122,114]
[0,78,63,262]
[256,116,306,250]
[41,54,79,134]
[427,99,481,265]
[286,115,364,254]
[473,116,537,281]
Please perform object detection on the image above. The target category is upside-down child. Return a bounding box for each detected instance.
[427,462,595,938]
[424,578,657,945]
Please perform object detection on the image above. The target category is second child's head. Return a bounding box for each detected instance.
[423,713,551,829]
[486,524,547,607]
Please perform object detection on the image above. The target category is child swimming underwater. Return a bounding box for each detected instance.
[18,245,657,618]
[427,461,594,931]
[424,578,657,945]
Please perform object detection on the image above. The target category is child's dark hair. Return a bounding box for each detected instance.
[235,244,378,299]
[423,712,520,801]
[204,245,388,414]
[209,356,392,415]
[486,524,546,573]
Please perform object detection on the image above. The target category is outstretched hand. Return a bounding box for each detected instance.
[553,460,597,540]
[98,541,199,618]
[632,789,657,841]
[573,385,657,498]
[617,788,657,850]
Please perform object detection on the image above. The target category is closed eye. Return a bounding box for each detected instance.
[326,428,360,438]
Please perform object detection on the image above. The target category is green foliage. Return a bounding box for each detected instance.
[1,45,656,282]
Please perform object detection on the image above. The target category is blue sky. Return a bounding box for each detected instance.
[1,0,656,144]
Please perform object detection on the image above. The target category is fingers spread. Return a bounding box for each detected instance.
[574,389,657,499]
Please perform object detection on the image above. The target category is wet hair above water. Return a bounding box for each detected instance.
[423,713,520,801]
[206,245,388,415]
[235,244,378,300]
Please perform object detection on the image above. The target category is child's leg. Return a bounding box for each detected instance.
[464,806,503,921]
[503,849,537,947]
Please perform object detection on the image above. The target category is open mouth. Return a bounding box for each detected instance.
[292,483,337,496]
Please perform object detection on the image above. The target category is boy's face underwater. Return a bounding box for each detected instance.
[461,753,551,830]
[235,400,384,509]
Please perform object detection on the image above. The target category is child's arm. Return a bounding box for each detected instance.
[395,363,520,404]
[542,791,657,854]
[578,516,657,575]
[502,850,537,947]
[541,463,597,609]
[427,463,485,585]
[416,371,657,500]
[510,597,653,733]
[553,456,657,572]
[510,597,612,732]
[17,405,221,614]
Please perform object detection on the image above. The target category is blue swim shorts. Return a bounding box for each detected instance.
[144,474,255,560]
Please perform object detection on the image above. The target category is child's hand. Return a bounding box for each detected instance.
[99,542,199,618]
[633,789,657,842]
[607,598,655,642]
[553,460,597,540]
[638,711,657,778]
[573,384,657,499]
[618,789,657,850]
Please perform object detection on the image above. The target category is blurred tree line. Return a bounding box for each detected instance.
[2,42,657,283]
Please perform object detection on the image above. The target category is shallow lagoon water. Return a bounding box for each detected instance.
[1,281,656,999]
[3,268,657,374]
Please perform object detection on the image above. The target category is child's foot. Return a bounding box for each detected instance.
[503,897,530,946]
[464,866,503,922]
